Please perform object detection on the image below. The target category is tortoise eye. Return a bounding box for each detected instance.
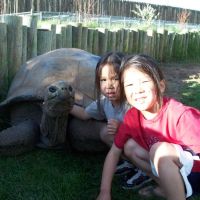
[49,86,57,93]
[68,85,73,92]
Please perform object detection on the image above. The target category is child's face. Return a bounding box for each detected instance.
[100,64,120,105]
[123,67,159,113]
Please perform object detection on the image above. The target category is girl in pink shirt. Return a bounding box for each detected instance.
[96,54,200,200]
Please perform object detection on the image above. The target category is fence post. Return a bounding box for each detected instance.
[93,29,99,55]
[22,15,38,60]
[107,30,112,51]
[51,24,56,50]
[98,28,108,56]
[123,29,129,53]
[132,30,139,53]
[159,30,168,62]
[72,24,82,49]
[77,23,82,49]
[37,29,52,55]
[87,29,94,53]
[128,30,134,53]
[61,26,67,47]
[81,26,88,51]
[0,23,8,99]
[66,25,72,48]
[182,33,189,60]
[118,29,124,52]
[111,31,117,51]
[56,33,62,49]
[2,15,22,83]
[22,25,27,64]
[138,30,145,53]
[167,31,174,62]
[154,31,159,60]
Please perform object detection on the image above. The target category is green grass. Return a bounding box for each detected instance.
[0,150,199,200]
[0,75,200,200]
[0,150,142,200]
[180,81,200,109]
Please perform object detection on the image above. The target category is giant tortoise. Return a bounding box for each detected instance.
[0,48,108,155]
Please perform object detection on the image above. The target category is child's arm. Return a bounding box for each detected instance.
[70,104,91,120]
[96,144,122,200]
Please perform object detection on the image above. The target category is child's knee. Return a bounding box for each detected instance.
[149,142,175,159]
[149,142,181,175]
[124,139,137,156]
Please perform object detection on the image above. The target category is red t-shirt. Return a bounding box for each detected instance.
[114,97,200,154]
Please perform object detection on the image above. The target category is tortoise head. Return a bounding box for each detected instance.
[43,80,75,117]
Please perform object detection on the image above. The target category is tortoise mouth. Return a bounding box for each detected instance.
[43,93,74,117]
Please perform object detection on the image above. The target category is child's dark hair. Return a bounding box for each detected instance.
[120,54,165,107]
[95,51,125,109]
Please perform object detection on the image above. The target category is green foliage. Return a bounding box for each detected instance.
[132,4,159,27]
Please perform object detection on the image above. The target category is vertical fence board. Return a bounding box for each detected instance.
[98,28,108,56]
[167,32,175,61]
[37,29,52,55]
[151,31,157,60]
[93,29,99,55]
[157,32,162,61]
[138,30,145,53]
[23,15,38,60]
[160,30,168,62]
[2,15,22,83]
[143,31,149,54]
[107,30,112,52]
[51,24,56,50]
[81,26,88,51]
[118,29,124,52]
[123,29,129,53]
[197,33,200,61]
[132,30,139,53]
[72,26,78,48]
[0,23,8,99]
[22,26,27,64]
[172,33,182,60]
[61,26,67,48]
[56,33,62,49]
[183,33,188,59]
[128,30,133,53]
[111,31,117,51]
[77,23,82,49]
[87,29,94,53]
[66,25,72,48]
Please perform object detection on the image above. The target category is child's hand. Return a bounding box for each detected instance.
[107,119,120,135]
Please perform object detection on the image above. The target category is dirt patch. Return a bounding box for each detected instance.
[160,63,200,100]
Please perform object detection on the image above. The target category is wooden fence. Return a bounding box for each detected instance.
[1,0,200,24]
[0,15,200,99]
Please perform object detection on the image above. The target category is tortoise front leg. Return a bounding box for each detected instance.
[0,119,40,155]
